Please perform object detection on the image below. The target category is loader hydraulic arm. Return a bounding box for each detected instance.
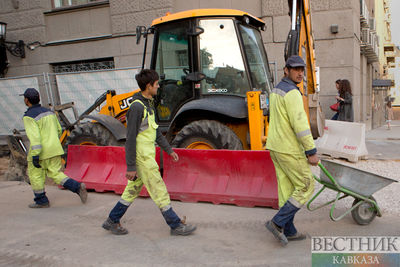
[58,90,116,145]
[285,0,324,138]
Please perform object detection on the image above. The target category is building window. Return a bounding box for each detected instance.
[53,0,104,8]
[52,58,114,73]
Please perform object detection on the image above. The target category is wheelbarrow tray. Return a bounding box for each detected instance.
[308,160,397,224]
[319,159,397,197]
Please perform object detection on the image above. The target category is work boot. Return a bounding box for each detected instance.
[102,218,128,235]
[265,220,288,246]
[28,202,50,209]
[170,222,197,236]
[78,183,88,204]
[287,232,307,241]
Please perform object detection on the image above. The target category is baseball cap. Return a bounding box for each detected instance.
[19,88,40,102]
[285,55,306,68]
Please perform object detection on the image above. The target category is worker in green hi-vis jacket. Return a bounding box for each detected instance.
[265,55,319,247]
[21,87,87,208]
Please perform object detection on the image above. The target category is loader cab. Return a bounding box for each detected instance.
[149,10,273,128]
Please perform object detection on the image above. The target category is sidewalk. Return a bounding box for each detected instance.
[365,120,400,160]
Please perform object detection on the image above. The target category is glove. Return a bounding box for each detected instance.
[32,155,41,168]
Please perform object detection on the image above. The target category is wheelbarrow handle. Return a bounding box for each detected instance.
[318,162,341,189]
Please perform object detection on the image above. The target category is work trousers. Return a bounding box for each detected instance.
[120,155,170,209]
[27,156,80,204]
[108,150,181,228]
[269,151,315,236]
[269,151,314,208]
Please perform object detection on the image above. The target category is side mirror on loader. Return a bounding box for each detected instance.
[136,26,147,44]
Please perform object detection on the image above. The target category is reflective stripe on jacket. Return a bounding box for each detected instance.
[23,104,64,161]
[266,77,316,156]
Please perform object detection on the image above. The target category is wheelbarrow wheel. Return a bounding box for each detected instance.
[351,196,377,225]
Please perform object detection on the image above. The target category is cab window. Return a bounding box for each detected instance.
[199,19,250,96]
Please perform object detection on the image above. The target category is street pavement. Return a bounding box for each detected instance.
[0,122,399,266]
[0,181,399,267]
[366,120,400,160]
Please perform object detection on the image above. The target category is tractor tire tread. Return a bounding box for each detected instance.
[172,120,243,150]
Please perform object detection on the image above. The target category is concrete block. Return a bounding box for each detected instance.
[352,9,360,37]
[23,64,51,76]
[110,0,140,15]
[111,15,127,34]
[23,44,45,66]
[352,41,361,70]
[6,26,46,45]
[260,17,273,43]
[18,0,45,10]
[119,36,145,55]
[0,0,16,14]
[0,13,22,30]
[265,42,286,71]
[115,54,144,69]
[173,0,261,19]
[315,120,368,162]
[311,10,355,40]
[261,0,286,16]
[310,0,330,11]
[173,0,200,12]
[230,0,262,17]
[44,39,121,64]
[272,15,290,43]
[38,0,52,9]
[140,0,173,11]
[318,66,354,96]
[45,7,111,42]
[314,38,356,68]
[199,0,231,9]
[273,70,285,86]
[126,9,171,30]
[4,65,26,77]
[3,9,44,31]
[329,0,356,10]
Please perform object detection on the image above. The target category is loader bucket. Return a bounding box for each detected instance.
[64,145,278,209]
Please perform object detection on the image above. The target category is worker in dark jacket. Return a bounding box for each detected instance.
[102,69,196,236]
[265,56,319,246]
[21,88,87,208]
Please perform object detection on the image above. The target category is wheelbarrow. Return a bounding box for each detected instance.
[307,159,398,225]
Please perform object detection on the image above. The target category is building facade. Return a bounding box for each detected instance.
[0,0,394,129]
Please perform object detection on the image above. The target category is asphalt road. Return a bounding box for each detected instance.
[1,181,399,267]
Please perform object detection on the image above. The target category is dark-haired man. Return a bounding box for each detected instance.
[21,88,87,208]
[102,69,196,236]
[265,56,319,246]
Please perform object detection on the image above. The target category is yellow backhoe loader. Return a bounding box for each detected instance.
[7,0,324,179]
[63,0,323,151]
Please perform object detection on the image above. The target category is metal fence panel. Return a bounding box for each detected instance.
[53,68,140,121]
[0,76,42,135]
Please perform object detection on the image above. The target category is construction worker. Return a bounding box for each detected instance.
[102,69,197,236]
[265,55,319,246]
[21,88,87,208]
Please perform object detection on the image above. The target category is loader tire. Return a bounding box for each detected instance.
[172,120,243,150]
[64,122,124,153]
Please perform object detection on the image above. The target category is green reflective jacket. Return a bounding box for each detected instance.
[266,78,316,156]
[22,104,64,161]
